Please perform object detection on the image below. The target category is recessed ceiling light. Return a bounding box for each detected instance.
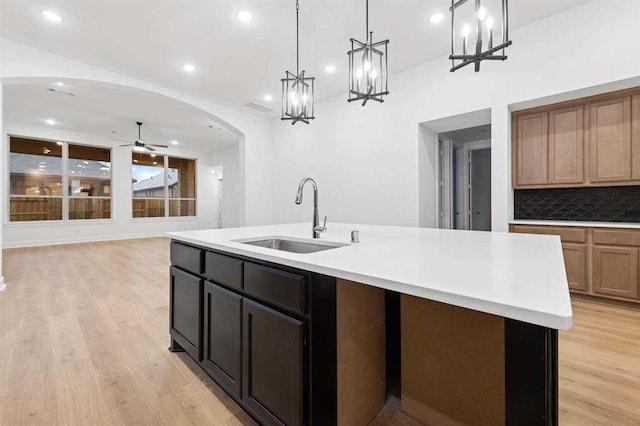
[238,11,253,23]
[263,94,273,102]
[55,82,64,87]
[325,64,336,73]
[430,12,445,24]
[171,140,179,145]
[42,10,62,22]
[46,119,56,125]
[150,153,157,158]
[56,141,63,146]
[183,63,196,73]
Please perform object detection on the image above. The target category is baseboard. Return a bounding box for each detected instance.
[0,277,5,292]
[2,232,170,249]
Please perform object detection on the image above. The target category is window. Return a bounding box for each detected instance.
[9,137,63,221]
[132,154,196,218]
[9,137,112,222]
[169,157,196,217]
[68,145,111,219]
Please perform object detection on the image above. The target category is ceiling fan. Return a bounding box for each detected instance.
[112,121,169,152]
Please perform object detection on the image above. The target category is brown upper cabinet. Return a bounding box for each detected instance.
[513,88,640,188]
[515,112,548,186]
[549,105,584,184]
[589,97,632,183]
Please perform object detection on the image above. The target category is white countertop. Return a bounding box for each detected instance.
[169,223,573,330]
[510,219,640,229]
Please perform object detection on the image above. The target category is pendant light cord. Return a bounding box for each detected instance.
[365,0,369,38]
[296,0,300,75]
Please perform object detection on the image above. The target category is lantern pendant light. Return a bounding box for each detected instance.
[347,0,389,106]
[281,0,315,125]
[449,0,512,72]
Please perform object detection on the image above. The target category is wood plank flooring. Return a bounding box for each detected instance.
[0,237,639,425]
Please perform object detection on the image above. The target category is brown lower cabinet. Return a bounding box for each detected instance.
[562,243,588,292]
[592,245,640,299]
[510,225,640,303]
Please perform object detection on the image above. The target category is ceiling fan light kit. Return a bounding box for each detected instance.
[281,0,315,125]
[449,0,512,72]
[347,0,389,106]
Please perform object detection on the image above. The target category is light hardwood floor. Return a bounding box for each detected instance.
[0,237,639,425]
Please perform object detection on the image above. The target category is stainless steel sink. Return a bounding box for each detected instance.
[234,237,348,254]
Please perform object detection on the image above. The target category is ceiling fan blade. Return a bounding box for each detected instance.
[145,146,156,152]
[119,144,135,147]
[111,138,134,143]
[148,144,169,148]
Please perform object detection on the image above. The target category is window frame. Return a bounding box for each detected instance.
[6,135,113,225]
[131,152,197,220]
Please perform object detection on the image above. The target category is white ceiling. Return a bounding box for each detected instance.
[0,0,590,110]
[2,80,239,152]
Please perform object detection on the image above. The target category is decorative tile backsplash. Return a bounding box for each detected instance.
[514,186,640,222]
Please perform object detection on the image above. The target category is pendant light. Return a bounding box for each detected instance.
[347,0,389,106]
[449,0,512,72]
[281,0,315,125]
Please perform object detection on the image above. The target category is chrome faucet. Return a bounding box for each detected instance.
[295,177,327,239]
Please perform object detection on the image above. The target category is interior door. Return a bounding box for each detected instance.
[470,148,492,231]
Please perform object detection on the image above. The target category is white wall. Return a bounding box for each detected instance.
[0,84,4,288]
[210,145,241,228]
[0,38,274,227]
[2,122,219,247]
[270,0,640,232]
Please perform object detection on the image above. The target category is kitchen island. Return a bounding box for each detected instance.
[168,223,572,426]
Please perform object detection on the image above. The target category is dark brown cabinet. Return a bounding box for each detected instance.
[170,242,336,425]
[202,282,242,398]
[170,266,203,360]
[243,299,304,426]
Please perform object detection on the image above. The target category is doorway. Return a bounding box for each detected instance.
[438,124,492,231]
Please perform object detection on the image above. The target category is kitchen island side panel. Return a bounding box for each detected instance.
[401,295,506,426]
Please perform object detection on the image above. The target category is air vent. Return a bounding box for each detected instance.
[47,87,76,97]
[245,102,273,113]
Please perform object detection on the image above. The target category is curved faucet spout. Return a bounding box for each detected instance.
[295,177,324,238]
[295,177,317,205]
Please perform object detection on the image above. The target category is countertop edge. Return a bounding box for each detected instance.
[169,232,573,331]
[510,220,640,229]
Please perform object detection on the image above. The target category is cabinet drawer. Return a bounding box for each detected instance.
[510,225,587,243]
[171,241,203,275]
[204,252,243,291]
[244,263,306,315]
[592,228,640,246]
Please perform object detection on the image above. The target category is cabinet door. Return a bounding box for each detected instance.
[632,95,640,180]
[515,112,548,186]
[170,267,203,361]
[243,299,304,426]
[592,245,639,300]
[549,106,584,184]
[589,97,632,183]
[202,282,242,398]
[562,243,587,292]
